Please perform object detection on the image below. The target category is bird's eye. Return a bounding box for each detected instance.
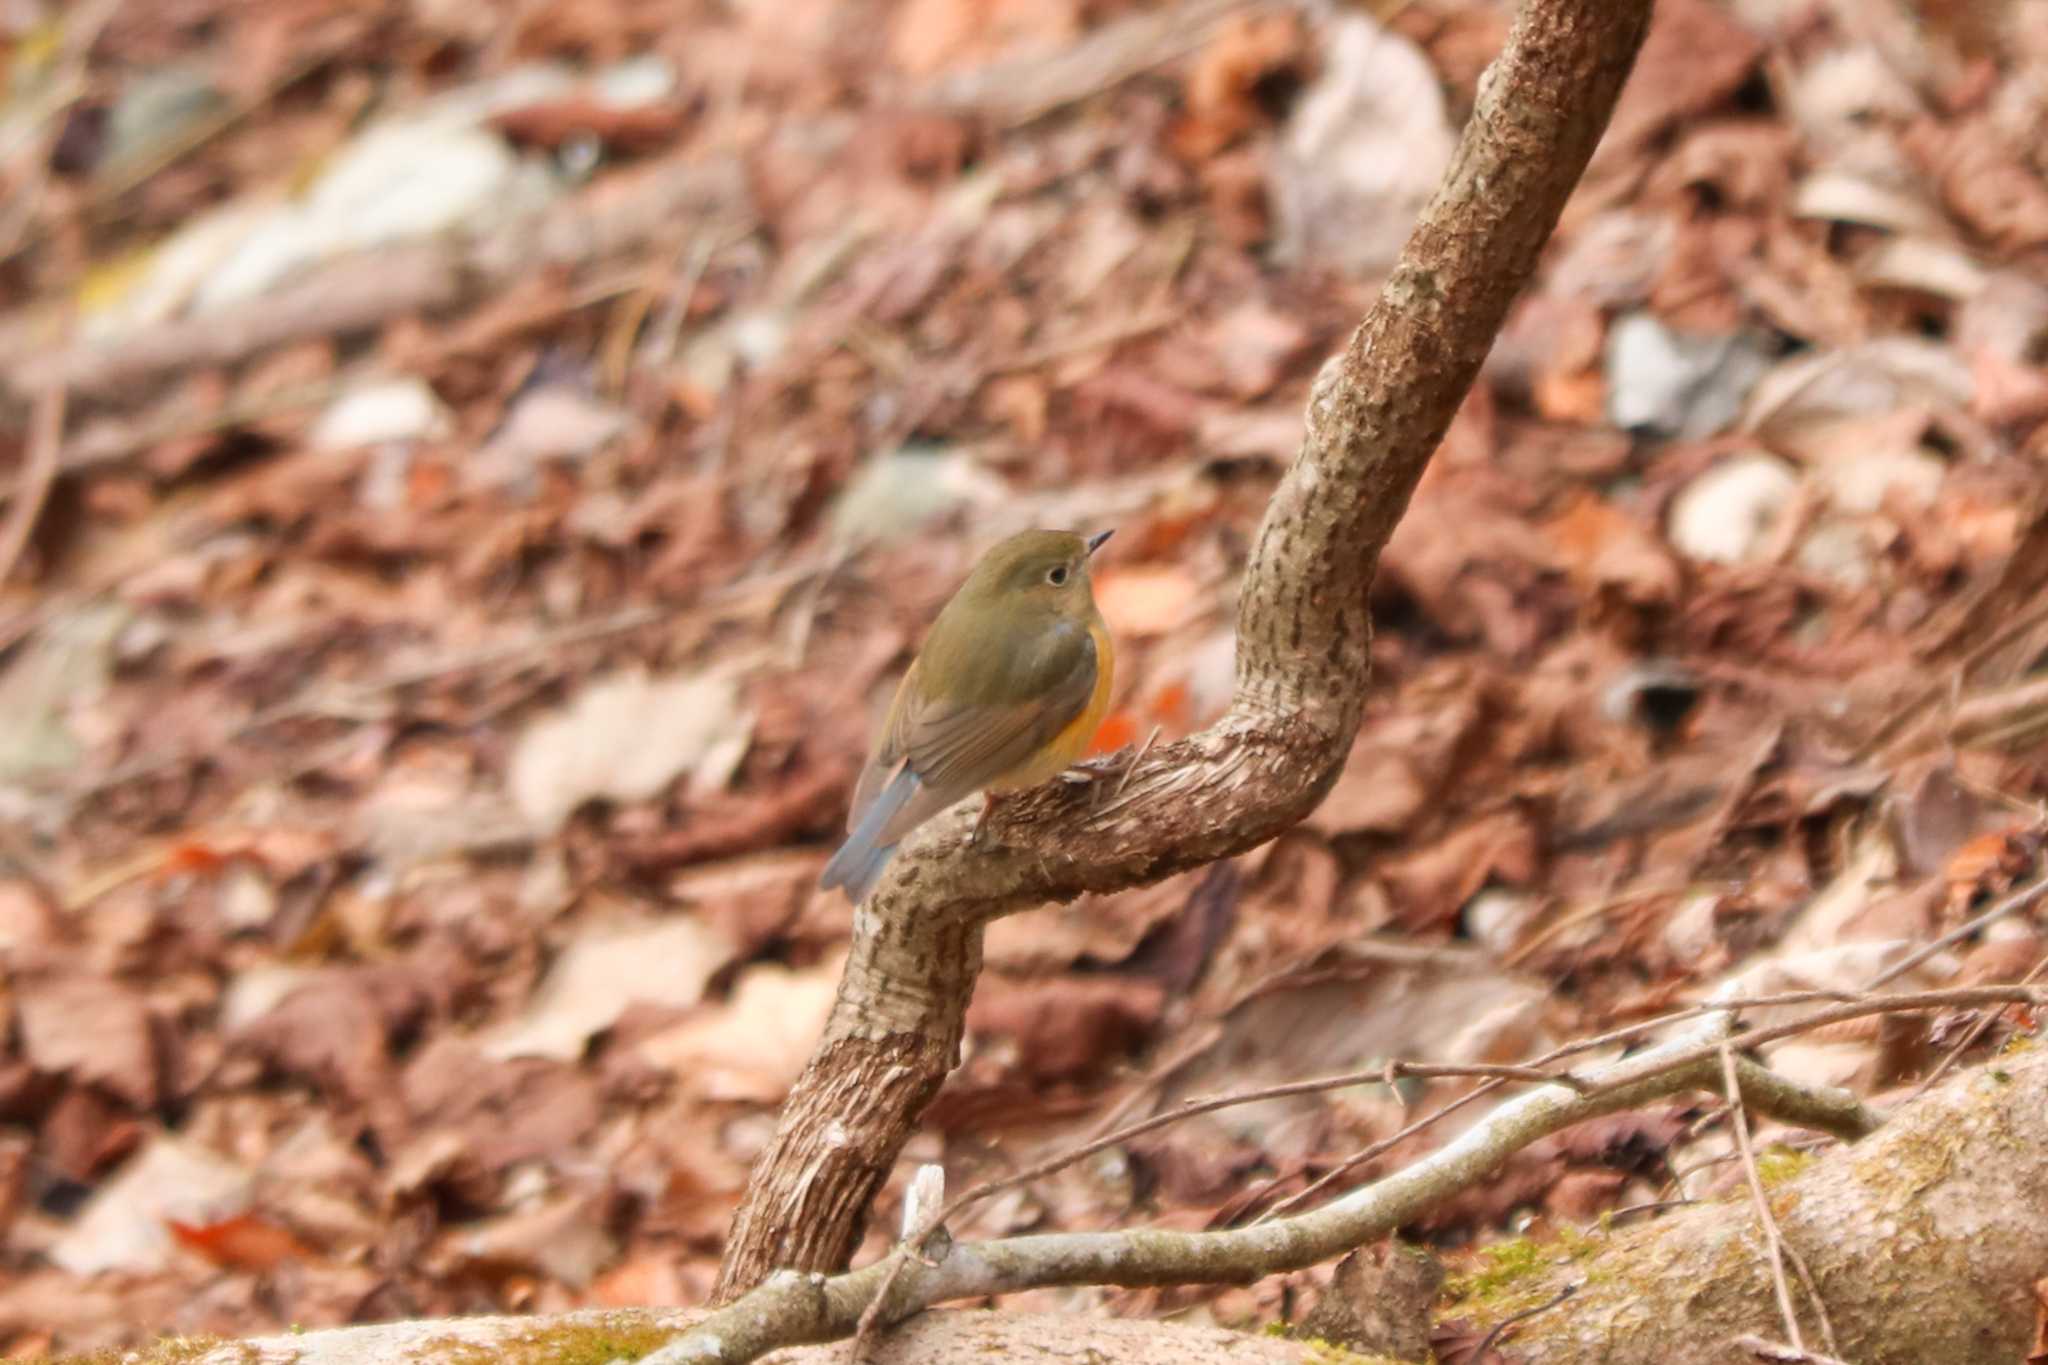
[1047,565,1069,586]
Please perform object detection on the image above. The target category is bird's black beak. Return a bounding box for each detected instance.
[1086,529,1115,557]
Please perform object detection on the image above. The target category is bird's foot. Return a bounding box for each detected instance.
[970,791,1006,847]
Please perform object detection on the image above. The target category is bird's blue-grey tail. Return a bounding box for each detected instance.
[820,766,919,902]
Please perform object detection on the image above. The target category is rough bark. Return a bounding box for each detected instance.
[712,0,1657,1301]
[1467,1041,2048,1365]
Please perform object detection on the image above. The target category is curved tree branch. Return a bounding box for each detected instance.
[713,0,1657,1299]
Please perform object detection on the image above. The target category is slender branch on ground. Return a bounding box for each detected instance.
[1474,1282,1580,1358]
[1864,871,2048,989]
[144,1034,2048,1364]
[1912,947,2048,1097]
[838,1055,1599,1356]
[1254,1073,1512,1223]
[1252,985,1905,1224]
[2,160,744,400]
[1731,1335,1855,1365]
[1579,986,2048,1103]
[0,383,65,583]
[641,980,1984,1365]
[1723,1044,1810,1355]
[966,1056,1593,1228]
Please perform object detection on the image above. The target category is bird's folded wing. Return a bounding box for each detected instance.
[851,637,1098,850]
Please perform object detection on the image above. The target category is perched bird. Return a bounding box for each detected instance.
[820,528,1117,903]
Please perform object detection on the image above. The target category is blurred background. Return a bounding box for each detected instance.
[0,0,2045,1353]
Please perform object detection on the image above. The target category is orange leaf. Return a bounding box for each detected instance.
[1946,829,2027,889]
[1087,710,1140,757]
[1533,367,1605,425]
[157,842,229,878]
[1150,679,1192,730]
[167,1212,311,1270]
[407,459,453,507]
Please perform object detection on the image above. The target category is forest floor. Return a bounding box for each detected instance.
[1,0,2046,1354]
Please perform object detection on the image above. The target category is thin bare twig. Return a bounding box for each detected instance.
[0,384,66,583]
[8,159,743,399]
[914,0,1254,126]
[1581,986,2048,1104]
[817,991,1905,1360]
[1723,1045,1807,1352]
[1864,871,2048,989]
[1112,724,1163,799]
[905,1053,1593,1256]
[1856,537,2048,764]
[1474,1281,1580,1358]
[852,1167,949,1362]
[1779,1239,1839,1356]
[1254,1077,1510,1222]
[992,312,1184,374]
[1714,1077,1842,1358]
[1911,946,2048,1097]
[641,979,1919,1365]
[1606,1197,1699,1222]
[1255,988,1879,1222]
[42,378,344,481]
[1730,1334,1853,1365]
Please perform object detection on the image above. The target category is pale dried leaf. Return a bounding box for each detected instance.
[48,1137,252,1276]
[508,669,750,832]
[482,917,736,1061]
[1270,14,1454,277]
[637,957,839,1102]
[17,977,157,1109]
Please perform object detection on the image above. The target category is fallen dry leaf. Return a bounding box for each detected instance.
[636,957,840,1102]
[887,0,1081,79]
[16,977,158,1110]
[482,916,735,1062]
[1596,0,1765,161]
[1172,11,1306,161]
[1546,491,1680,605]
[1270,12,1454,277]
[508,668,751,832]
[435,1184,616,1289]
[166,1211,313,1271]
[965,973,1166,1083]
[49,1136,253,1276]
[1094,563,1203,638]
